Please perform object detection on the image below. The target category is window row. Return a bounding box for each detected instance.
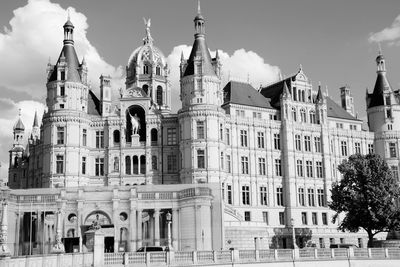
[242,210,328,226]
[296,159,324,178]
[298,188,326,207]
[292,108,318,124]
[295,135,321,153]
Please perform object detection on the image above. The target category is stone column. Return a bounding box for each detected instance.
[77,201,83,253]
[15,211,20,256]
[0,200,11,257]
[129,207,136,252]
[137,210,142,249]
[37,209,42,254]
[51,209,65,254]
[154,209,160,246]
[172,209,179,250]
[113,200,119,252]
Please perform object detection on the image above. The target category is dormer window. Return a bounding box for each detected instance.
[143,65,149,74]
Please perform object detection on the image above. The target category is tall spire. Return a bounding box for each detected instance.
[194,0,205,36]
[63,11,74,46]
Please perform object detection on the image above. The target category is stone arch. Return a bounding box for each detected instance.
[126,105,146,142]
[133,156,139,174]
[113,130,120,144]
[84,210,112,226]
[140,155,146,174]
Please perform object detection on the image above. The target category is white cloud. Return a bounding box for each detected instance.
[369,14,400,45]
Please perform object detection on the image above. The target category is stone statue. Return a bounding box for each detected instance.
[143,17,151,38]
[89,214,101,231]
[129,111,141,135]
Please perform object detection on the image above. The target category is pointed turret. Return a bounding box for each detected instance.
[12,109,25,147]
[33,111,39,127]
[315,83,324,104]
[281,81,291,99]
[31,110,40,142]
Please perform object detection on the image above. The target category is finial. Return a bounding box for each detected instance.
[67,8,70,20]
[197,0,201,14]
[18,108,21,117]
[143,17,153,44]
[325,85,329,96]
[299,64,303,71]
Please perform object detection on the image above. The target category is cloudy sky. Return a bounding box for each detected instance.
[0,0,399,179]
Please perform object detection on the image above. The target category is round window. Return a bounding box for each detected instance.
[119,212,128,221]
[68,213,77,223]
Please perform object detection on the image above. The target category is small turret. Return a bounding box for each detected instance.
[13,109,25,147]
[100,75,112,116]
[340,85,355,116]
[30,111,40,142]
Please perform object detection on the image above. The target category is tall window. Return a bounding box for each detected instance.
[292,108,297,121]
[275,159,282,176]
[82,129,87,146]
[389,143,397,158]
[220,152,224,169]
[306,160,313,177]
[314,136,321,152]
[227,185,232,204]
[226,155,231,173]
[298,188,305,206]
[220,124,223,140]
[242,185,250,205]
[309,111,316,124]
[244,211,251,221]
[262,212,269,224]
[304,136,311,151]
[312,212,318,225]
[60,85,65,96]
[307,188,315,206]
[322,213,328,225]
[274,133,280,150]
[279,212,285,225]
[241,156,249,174]
[257,132,265,148]
[156,65,161,75]
[143,65,149,74]
[297,159,303,177]
[156,86,163,105]
[167,155,177,172]
[276,187,284,206]
[317,189,325,206]
[355,142,361,154]
[167,128,177,145]
[95,158,104,176]
[152,156,157,170]
[56,155,64,174]
[258,158,266,175]
[240,130,248,147]
[260,186,268,205]
[391,166,399,181]
[300,109,307,122]
[341,141,347,156]
[295,134,301,151]
[81,157,86,175]
[197,149,205,168]
[225,128,230,145]
[368,144,374,154]
[96,131,104,148]
[57,127,65,145]
[302,212,308,225]
[60,71,65,80]
[197,121,205,139]
[316,161,323,178]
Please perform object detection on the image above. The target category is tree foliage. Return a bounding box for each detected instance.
[329,154,400,247]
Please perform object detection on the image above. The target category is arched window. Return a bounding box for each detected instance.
[301,90,305,102]
[142,84,149,96]
[113,130,120,144]
[143,65,149,74]
[125,156,131,175]
[152,156,157,170]
[300,109,307,123]
[151,129,158,145]
[156,86,163,105]
[14,156,18,167]
[132,156,139,174]
[309,111,316,124]
[292,108,297,122]
[114,157,119,172]
[140,155,146,174]
[293,87,297,101]
[156,66,161,76]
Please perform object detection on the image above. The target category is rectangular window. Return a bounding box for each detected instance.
[316,161,323,178]
[336,123,343,129]
[56,155,64,174]
[306,160,313,177]
[197,149,205,168]
[167,128,177,145]
[81,156,86,175]
[304,136,311,152]
[355,142,361,154]
[227,185,232,204]
[241,156,249,174]
[82,129,87,146]
[167,155,177,172]
[391,166,399,181]
[275,159,282,176]
[95,157,104,176]
[60,71,65,80]
[96,131,104,148]
[240,130,248,147]
[279,212,285,225]
[276,187,284,206]
[196,121,205,139]
[296,160,303,177]
[258,158,266,175]
[274,133,281,150]
[242,185,250,205]
[298,188,305,206]
[60,86,65,96]
[226,155,231,173]
[260,186,268,205]
[330,238,335,245]
[358,238,363,248]
[220,152,224,169]
[257,132,265,148]
[389,142,397,158]
[341,141,347,156]
[301,212,308,225]
[322,213,328,225]
[308,188,315,206]
[244,211,251,221]
[57,127,65,145]
[340,238,345,244]
[314,137,321,153]
[312,212,318,225]
[319,238,325,248]
[317,189,325,206]
[220,124,223,140]
[368,144,374,154]
[225,128,230,145]
[295,134,301,151]
[262,212,269,224]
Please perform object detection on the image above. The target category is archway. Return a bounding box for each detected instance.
[126,105,146,142]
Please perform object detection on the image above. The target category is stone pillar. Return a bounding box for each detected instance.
[77,201,83,253]
[51,209,65,254]
[172,209,179,250]
[37,209,42,254]
[113,200,119,252]
[137,210,142,249]
[15,211,20,256]
[92,231,105,267]
[154,209,160,246]
[129,207,136,252]
[0,200,11,257]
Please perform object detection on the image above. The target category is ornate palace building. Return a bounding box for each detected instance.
[4,3,398,255]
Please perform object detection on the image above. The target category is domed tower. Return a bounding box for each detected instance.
[9,110,26,189]
[125,18,171,113]
[178,1,225,184]
[367,49,400,162]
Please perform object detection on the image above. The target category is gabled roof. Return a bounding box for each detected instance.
[326,97,359,121]
[259,76,295,108]
[223,81,272,109]
[88,90,101,116]
[48,44,82,83]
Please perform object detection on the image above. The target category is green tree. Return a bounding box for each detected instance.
[329,154,400,247]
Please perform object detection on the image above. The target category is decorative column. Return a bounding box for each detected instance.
[137,210,142,249]
[51,209,65,253]
[113,199,119,253]
[129,207,136,252]
[15,210,20,256]
[154,209,160,246]
[0,200,11,257]
[166,211,172,249]
[172,209,179,250]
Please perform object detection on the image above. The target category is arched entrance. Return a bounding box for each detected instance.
[83,211,114,252]
[126,105,146,142]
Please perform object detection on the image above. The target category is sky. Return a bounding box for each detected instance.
[0,0,399,179]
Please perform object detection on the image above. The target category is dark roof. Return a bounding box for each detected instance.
[33,111,39,127]
[48,44,81,83]
[14,118,25,131]
[88,90,101,116]
[183,37,216,77]
[63,19,74,28]
[259,76,295,107]
[326,97,359,121]
[223,81,272,109]
[367,72,391,108]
